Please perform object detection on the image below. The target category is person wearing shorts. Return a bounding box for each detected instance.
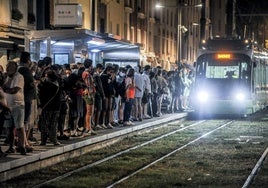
[3,61,27,155]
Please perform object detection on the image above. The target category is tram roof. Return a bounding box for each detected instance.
[198,38,253,57]
[201,38,251,51]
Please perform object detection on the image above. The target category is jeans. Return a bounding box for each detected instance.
[123,98,134,122]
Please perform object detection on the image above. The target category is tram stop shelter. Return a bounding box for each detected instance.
[24,29,140,67]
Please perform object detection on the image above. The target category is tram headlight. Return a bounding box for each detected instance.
[197,91,209,102]
[235,92,245,101]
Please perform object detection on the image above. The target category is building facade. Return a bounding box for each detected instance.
[0,0,217,70]
[0,0,36,67]
[210,0,227,38]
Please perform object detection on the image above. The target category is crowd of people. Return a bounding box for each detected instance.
[0,51,194,157]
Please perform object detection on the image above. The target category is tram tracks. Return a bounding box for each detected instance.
[30,120,233,188]
[3,118,267,187]
[32,120,205,187]
[107,120,234,188]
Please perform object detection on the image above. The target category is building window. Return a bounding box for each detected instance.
[167,10,169,25]
[109,21,112,33]
[12,0,18,9]
[137,29,141,43]
[11,0,23,21]
[100,18,105,33]
[124,0,131,6]
[162,10,165,23]
[218,20,221,33]
[116,24,120,35]
[166,39,169,53]
[124,23,127,38]
[131,26,134,42]
[28,0,35,24]
[162,38,165,53]
[171,12,173,27]
[137,0,142,11]
[28,0,33,12]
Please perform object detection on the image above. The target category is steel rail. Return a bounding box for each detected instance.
[107,120,234,188]
[242,147,268,188]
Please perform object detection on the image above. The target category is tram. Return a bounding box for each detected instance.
[191,38,268,116]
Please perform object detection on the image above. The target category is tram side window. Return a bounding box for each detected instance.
[260,61,265,90]
[196,61,206,78]
[241,62,249,80]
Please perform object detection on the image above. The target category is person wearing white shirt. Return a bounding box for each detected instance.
[133,66,144,121]
[142,65,152,119]
[3,61,27,155]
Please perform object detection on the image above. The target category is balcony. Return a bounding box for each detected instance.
[124,5,133,13]
[149,17,156,23]
[138,12,146,19]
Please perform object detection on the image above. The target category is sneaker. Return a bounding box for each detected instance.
[106,123,114,129]
[90,129,97,135]
[57,135,69,140]
[82,129,91,137]
[70,130,74,136]
[101,124,107,129]
[77,131,83,136]
[64,128,71,133]
[143,115,151,119]
[77,127,85,132]
[53,141,61,146]
[156,112,162,116]
[70,130,79,137]
[123,121,134,126]
[123,121,131,126]
[94,124,103,130]
[112,122,119,127]
[128,121,135,126]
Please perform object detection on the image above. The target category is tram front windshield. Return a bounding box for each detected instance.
[196,54,251,80]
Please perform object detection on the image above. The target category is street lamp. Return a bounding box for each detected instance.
[156,3,202,67]
[178,3,202,66]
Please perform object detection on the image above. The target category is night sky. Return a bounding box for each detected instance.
[235,0,268,42]
[236,0,268,14]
